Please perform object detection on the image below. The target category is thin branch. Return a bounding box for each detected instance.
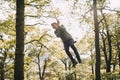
[82,8,93,19]
[25,23,47,26]
[25,3,50,7]
[25,15,51,18]
[98,6,120,13]
[104,8,120,13]
[37,46,43,79]
[98,18,104,25]
[42,59,47,79]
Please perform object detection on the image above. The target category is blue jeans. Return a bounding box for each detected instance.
[63,39,82,63]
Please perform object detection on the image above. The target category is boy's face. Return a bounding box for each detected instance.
[51,23,59,29]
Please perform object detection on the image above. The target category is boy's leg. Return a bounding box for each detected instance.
[69,39,82,63]
[71,45,82,63]
[64,43,77,66]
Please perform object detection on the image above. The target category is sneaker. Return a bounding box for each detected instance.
[72,60,77,67]
[78,59,82,63]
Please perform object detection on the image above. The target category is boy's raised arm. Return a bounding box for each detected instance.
[56,19,60,25]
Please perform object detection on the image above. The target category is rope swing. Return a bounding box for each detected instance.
[49,0,59,22]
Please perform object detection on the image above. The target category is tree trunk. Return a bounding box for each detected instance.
[37,46,47,80]
[93,0,101,80]
[38,52,42,80]
[107,31,112,72]
[116,41,120,74]
[0,49,7,80]
[0,62,2,80]
[118,49,120,74]
[38,59,47,80]
[14,0,24,80]
[101,33,110,72]
[1,52,6,80]
[90,49,95,75]
[101,10,112,73]
[41,60,47,80]
[1,62,4,80]
[74,72,77,80]
[0,62,4,80]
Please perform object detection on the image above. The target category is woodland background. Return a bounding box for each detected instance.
[0,0,120,80]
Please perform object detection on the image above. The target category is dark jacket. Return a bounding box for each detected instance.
[54,25,72,42]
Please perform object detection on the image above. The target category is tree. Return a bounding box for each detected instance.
[37,47,49,80]
[93,0,101,80]
[0,48,7,80]
[14,0,25,80]
[101,10,112,73]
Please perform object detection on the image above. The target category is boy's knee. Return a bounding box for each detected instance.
[71,45,76,48]
[65,49,70,53]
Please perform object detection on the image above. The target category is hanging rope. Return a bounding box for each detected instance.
[49,0,59,21]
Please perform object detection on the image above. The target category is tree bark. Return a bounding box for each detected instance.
[0,60,4,80]
[107,31,112,72]
[41,60,47,80]
[0,50,7,80]
[90,49,95,80]
[118,49,120,74]
[37,46,47,80]
[93,0,101,80]
[101,33,110,72]
[90,50,95,78]
[101,10,112,73]
[0,39,7,80]
[14,0,24,80]
[38,58,47,80]
[38,52,42,80]
[116,41,120,74]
